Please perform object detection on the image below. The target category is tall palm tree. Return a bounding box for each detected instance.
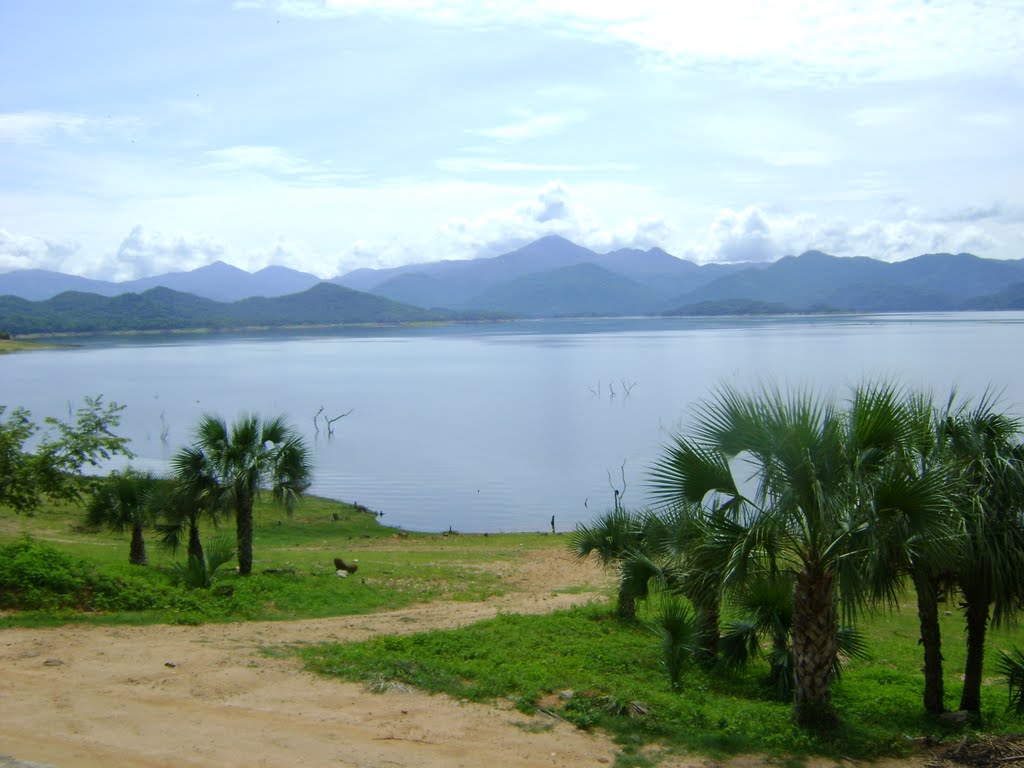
[85,468,160,565]
[863,391,960,715]
[173,414,312,575]
[649,383,946,726]
[944,398,1024,714]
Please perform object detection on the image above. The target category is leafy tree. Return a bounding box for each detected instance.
[85,469,160,565]
[172,413,312,575]
[0,396,133,514]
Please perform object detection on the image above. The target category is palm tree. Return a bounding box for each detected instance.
[85,468,160,565]
[172,414,312,576]
[570,507,655,619]
[862,391,960,715]
[944,397,1024,714]
[155,449,227,564]
[649,383,945,726]
[640,499,738,665]
[720,573,868,701]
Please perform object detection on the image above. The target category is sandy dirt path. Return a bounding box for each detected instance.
[0,549,923,768]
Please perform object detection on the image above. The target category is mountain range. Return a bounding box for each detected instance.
[1,235,1023,334]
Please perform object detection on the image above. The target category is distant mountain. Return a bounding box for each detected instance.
[339,234,749,310]
[4,237,1023,322]
[0,262,322,302]
[962,281,1024,310]
[0,269,119,301]
[666,250,1024,312]
[464,263,660,317]
[664,298,799,316]
[0,283,462,336]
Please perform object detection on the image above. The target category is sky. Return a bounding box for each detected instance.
[1,0,1022,280]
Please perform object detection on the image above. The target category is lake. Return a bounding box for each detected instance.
[3,313,1024,532]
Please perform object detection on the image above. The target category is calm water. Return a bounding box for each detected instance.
[4,314,1023,532]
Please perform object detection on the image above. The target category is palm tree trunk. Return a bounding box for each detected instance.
[187,521,204,564]
[616,584,636,620]
[129,522,148,565]
[694,592,720,666]
[959,585,990,714]
[912,568,945,714]
[236,491,254,576]
[791,565,838,727]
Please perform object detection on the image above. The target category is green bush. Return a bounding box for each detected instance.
[0,536,168,611]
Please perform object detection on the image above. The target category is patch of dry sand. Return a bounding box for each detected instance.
[0,549,925,768]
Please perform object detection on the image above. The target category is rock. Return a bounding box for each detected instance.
[42,659,63,667]
[164,661,177,668]
[938,709,976,727]
[336,569,348,578]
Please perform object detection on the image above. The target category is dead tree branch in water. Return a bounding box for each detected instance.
[326,409,353,437]
[608,460,627,511]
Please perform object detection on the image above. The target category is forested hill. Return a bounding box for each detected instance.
[0,282,487,335]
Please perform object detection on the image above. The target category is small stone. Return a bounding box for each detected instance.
[337,569,348,578]
[558,690,575,701]
[597,759,611,764]
[42,659,63,667]
[164,661,177,668]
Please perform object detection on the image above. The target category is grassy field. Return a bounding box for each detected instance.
[0,495,564,627]
[5,495,1024,764]
[298,595,1024,763]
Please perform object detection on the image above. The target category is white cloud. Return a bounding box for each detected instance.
[687,205,1014,264]
[0,111,141,145]
[435,157,633,173]
[203,145,354,185]
[328,181,674,273]
[0,230,79,273]
[471,111,582,142]
[250,0,1024,83]
[0,112,88,144]
[105,226,229,281]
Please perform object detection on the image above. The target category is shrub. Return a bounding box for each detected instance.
[0,536,168,611]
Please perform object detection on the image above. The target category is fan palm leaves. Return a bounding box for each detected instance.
[570,507,653,619]
[942,395,1024,714]
[172,414,312,576]
[85,468,160,565]
[648,381,949,726]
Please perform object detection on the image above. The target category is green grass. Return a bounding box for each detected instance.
[0,494,548,627]
[297,598,1024,763]
[0,338,67,354]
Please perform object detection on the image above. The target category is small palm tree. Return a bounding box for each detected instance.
[85,469,160,565]
[172,534,236,589]
[570,507,653,619]
[155,450,227,564]
[173,414,312,575]
[720,573,868,700]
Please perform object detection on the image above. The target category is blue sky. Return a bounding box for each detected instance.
[1,0,1022,280]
